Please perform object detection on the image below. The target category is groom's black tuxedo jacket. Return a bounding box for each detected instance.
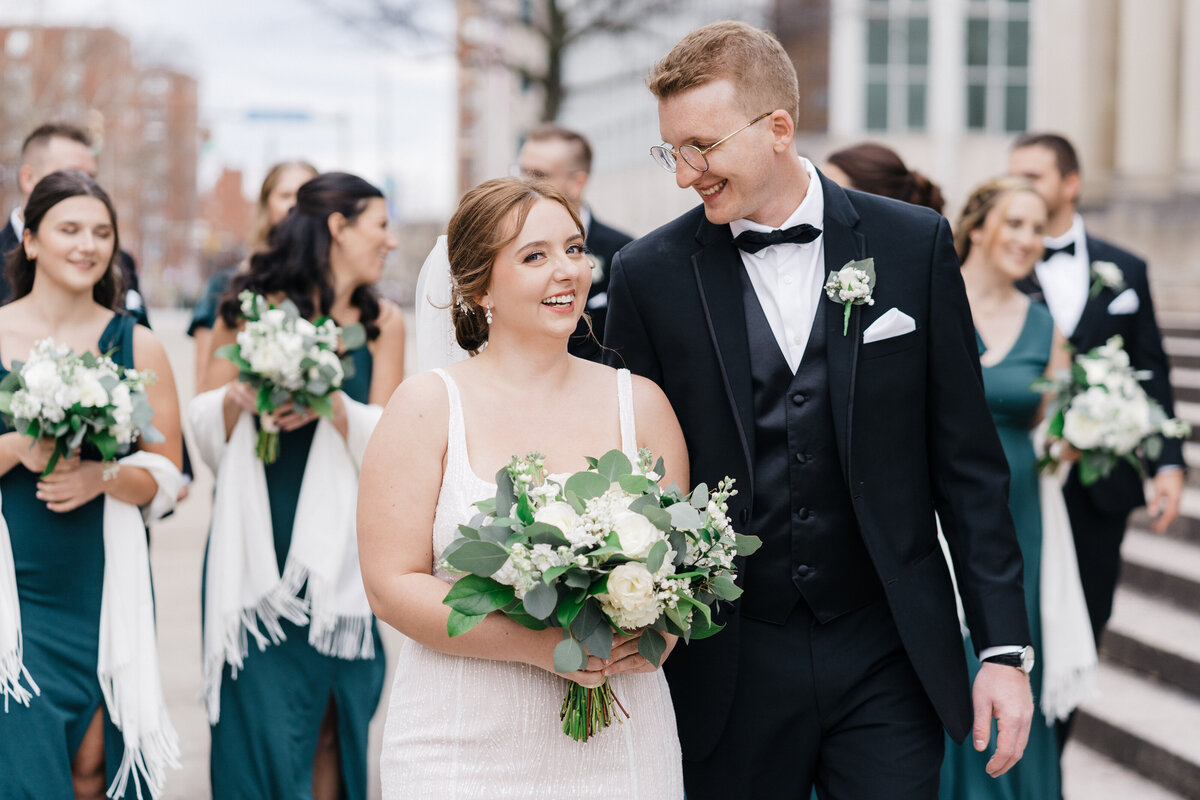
[604,173,1030,760]
[1018,235,1183,515]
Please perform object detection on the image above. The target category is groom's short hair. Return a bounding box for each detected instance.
[647,21,800,128]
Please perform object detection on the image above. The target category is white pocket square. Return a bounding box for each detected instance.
[1107,288,1139,315]
[862,308,916,344]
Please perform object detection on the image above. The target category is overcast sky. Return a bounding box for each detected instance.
[3,0,458,219]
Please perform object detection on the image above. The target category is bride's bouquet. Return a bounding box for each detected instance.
[217,291,365,463]
[0,337,162,477]
[1035,335,1190,485]
[441,448,761,742]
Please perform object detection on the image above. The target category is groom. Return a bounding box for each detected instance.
[604,22,1033,798]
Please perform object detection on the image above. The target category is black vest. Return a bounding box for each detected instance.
[738,272,883,625]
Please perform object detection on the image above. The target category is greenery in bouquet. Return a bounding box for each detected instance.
[1034,335,1191,485]
[216,291,365,463]
[0,337,162,477]
[439,447,761,742]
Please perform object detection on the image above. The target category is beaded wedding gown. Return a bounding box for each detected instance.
[380,368,685,799]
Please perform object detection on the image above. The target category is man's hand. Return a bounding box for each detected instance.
[1149,468,1184,533]
[971,661,1033,777]
[602,630,678,677]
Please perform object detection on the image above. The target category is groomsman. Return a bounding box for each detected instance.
[1009,133,1185,649]
[515,124,632,361]
[1,123,150,326]
[605,21,1033,799]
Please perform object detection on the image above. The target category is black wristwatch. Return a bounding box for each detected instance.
[983,647,1035,675]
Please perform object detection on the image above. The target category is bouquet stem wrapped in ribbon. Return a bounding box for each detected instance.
[217,292,365,463]
[440,449,761,742]
[0,338,162,475]
[1034,335,1190,485]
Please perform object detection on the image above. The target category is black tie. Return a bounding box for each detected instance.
[732,224,822,254]
[1042,241,1076,262]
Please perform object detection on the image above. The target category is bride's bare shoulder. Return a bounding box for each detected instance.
[382,369,451,420]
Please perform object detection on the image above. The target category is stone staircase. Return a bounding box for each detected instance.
[1068,315,1200,799]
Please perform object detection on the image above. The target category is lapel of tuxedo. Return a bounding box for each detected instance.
[1071,237,1107,346]
[1016,269,1043,302]
[820,174,866,478]
[692,218,756,487]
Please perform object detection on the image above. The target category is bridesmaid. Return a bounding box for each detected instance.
[189,159,317,389]
[939,176,1071,800]
[197,171,404,799]
[0,171,183,798]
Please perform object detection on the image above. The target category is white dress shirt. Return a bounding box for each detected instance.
[1035,214,1090,338]
[730,157,826,373]
[9,207,23,239]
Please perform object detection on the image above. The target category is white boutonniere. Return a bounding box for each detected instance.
[824,258,876,335]
[1089,261,1125,298]
[589,253,606,284]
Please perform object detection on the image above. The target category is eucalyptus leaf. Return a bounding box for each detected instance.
[502,603,548,631]
[565,471,609,500]
[522,581,557,620]
[555,590,586,628]
[687,616,725,641]
[640,505,672,533]
[341,322,367,351]
[477,525,512,546]
[523,522,569,547]
[733,533,763,557]
[596,449,632,481]
[710,575,744,601]
[570,600,611,659]
[647,540,668,574]
[689,482,709,509]
[618,473,650,495]
[494,470,516,517]
[553,636,587,673]
[638,627,667,667]
[442,539,509,577]
[667,502,703,531]
[456,524,480,541]
[564,570,591,590]
[542,565,571,583]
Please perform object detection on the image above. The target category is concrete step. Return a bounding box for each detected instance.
[1103,587,1200,699]
[1180,400,1200,444]
[1167,335,1200,370]
[1063,740,1187,800]
[1174,366,1200,404]
[1129,481,1200,545]
[1119,528,1200,612]
[1074,662,1200,798]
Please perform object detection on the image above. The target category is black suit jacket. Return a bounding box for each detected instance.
[0,220,18,303]
[604,173,1029,759]
[1018,234,1182,515]
[569,216,634,362]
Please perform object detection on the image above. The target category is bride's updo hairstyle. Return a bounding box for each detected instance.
[954,175,1040,264]
[219,171,384,340]
[446,177,584,354]
[5,170,123,308]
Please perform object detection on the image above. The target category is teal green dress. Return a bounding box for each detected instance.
[0,314,147,796]
[939,300,1060,799]
[208,345,386,800]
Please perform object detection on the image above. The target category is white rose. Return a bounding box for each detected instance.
[1093,261,1123,287]
[111,384,133,426]
[600,562,660,629]
[611,511,661,558]
[534,501,580,538]
[1062,390,1110,450]
[75,371,109,408]
[22,358,62,400]
[1080,358,1111,388]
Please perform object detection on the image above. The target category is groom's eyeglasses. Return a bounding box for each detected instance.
[650,111,772,174]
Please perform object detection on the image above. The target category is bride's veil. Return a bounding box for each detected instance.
[414,235,470,372]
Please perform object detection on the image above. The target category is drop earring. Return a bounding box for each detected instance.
[485,305,494,325]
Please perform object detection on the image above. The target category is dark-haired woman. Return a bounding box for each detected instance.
[191,171,404,799]
[823,142,946,215]
[0,171,183,798]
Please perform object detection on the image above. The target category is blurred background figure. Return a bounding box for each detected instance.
[188,159,317,389]
[515,124,632,362]
[196,171,403,800]
[823,142,945,215]
[940,175,1070,800]
[1008,133,1185,679]
[0,123,150,327]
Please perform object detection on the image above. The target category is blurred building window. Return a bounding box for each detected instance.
[863,0,930,132]
[964,0,1030,132]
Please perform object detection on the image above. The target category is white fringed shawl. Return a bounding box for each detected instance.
[0,450,183,799]
[188,385,381,725]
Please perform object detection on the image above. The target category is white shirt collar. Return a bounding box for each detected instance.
[579,205,592,238]
[1043,213,1085,250]
[9,207,23,239]
[728,156,824,255]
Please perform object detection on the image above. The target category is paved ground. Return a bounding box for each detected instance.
[145,307,1162,798]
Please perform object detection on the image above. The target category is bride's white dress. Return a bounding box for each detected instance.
[380,368,685,799]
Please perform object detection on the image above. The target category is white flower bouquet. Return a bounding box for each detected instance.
[440,448,761,742]
[0,338,162,477]
[217,291,365,463]
[1035,335,1190,485]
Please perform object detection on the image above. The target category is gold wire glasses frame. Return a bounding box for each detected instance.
[649,111,773,174]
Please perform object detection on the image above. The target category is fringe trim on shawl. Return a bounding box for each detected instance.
[0,643,39,712]
[103,714,181,800]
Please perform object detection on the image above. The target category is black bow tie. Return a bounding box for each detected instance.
[1042,241,1076,261]
[733,223,822,254]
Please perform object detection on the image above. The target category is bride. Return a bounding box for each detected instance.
[357,178,687,798]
